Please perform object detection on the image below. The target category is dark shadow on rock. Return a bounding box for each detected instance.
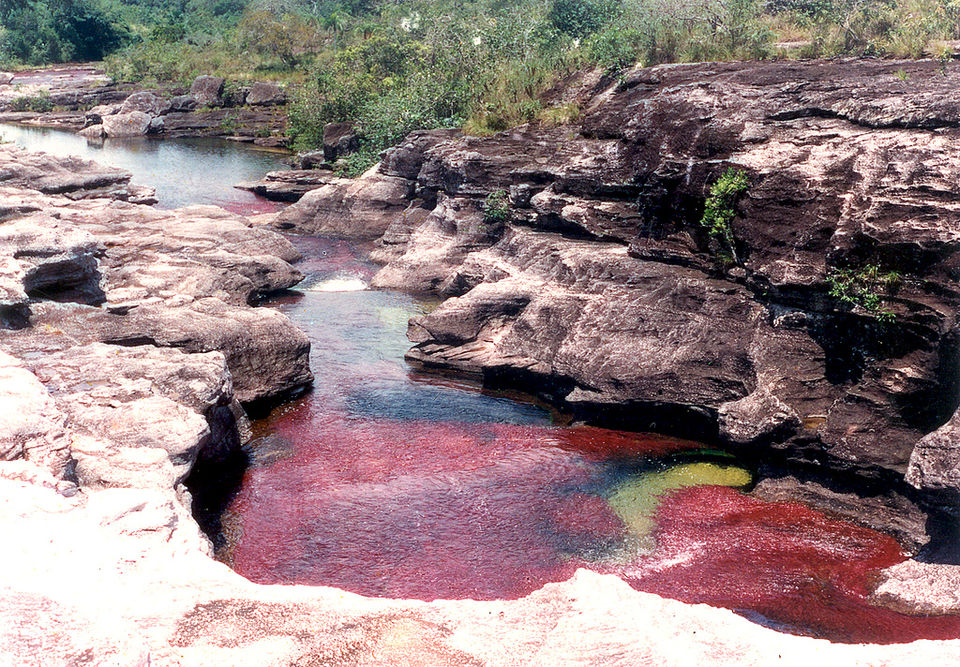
[185,404,249,553]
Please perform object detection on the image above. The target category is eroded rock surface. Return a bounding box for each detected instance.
[277,60,960,509]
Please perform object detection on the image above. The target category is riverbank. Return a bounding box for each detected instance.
[0,66,289,147]
[4,59,960,661]
[1,143,959,663]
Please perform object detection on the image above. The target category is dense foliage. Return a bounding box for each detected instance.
[6,0,960,168]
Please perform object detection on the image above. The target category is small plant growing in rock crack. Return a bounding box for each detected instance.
[826,264,901,323]
[483,189,511,224]
[700,167,749,263]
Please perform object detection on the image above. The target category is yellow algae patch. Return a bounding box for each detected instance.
[606,462,753,548]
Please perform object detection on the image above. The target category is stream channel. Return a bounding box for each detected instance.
[6,122,960,645]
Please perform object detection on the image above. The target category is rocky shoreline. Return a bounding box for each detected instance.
[268,58,960,553]
[3,60,960,663]
[0,67,289,147]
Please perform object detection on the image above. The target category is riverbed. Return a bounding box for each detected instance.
[10,122,960,645]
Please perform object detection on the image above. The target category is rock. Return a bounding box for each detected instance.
[0,350,74,480]
[83,103,118,127]
[78,123,104,139]
[0,72,13,85]
[322,121,359,162]
[292,149,328,170]
[906,408,960,501]
[0,215,104,305]
[289,59,960,530]
[245,81,286,106]
[148,116,164,134]
[270,167,411,239]
[102,111,152,138]
[877,559,960,615]
[3,129,960,667]
[0,143,135,197]
[190,75,225,107]
[169,94,197,112]
[119,91,171,117]
[235,168,336,202]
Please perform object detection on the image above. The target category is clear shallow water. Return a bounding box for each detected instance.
[5,125,958,643]
[0,123,288,211]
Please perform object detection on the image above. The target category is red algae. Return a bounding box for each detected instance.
[230,419,686,599]
[622,485,960,643]
[226,234,960,644]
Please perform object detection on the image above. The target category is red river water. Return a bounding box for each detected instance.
[226,235,960,644]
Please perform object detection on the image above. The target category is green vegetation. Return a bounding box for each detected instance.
[483,189,511,225]
[8,92,52,112]
[7,0,960,171]
[700,167,749,260]
[826,263,901,323]
[0,0,128,64]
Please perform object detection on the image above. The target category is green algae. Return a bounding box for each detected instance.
[604,461,752,556]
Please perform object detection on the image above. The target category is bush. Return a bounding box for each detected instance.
[826,264,900,322]
[701,167,749,246]
[483,189,511,224]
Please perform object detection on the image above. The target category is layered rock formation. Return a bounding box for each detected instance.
[269,60,960,527]
[3,78,960,663]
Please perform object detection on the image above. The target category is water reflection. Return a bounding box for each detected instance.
[0,123,288,210]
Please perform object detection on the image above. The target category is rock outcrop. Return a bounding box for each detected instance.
[273,60,960,518]
[245,81,286,106]
[5,81,960,665]
[190,75,225,107]
[236,168,337,202]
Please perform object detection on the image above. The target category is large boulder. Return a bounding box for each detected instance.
[83,103,118,127]
[190,75,225,107]
[169,94,197,112]
[269,167,411,239]
[102,111,152,138]
[119,91,171,117]
[0,72,13,85]
[245,81,286,106]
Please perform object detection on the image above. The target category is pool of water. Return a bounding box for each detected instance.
[225,236,960,644]
[7,124,959,644]
[0,122,288,211]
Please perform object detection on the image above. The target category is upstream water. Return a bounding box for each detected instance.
[11,123,960,644]
[0,123,288,211]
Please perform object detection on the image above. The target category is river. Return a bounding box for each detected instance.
[9,122,960,644]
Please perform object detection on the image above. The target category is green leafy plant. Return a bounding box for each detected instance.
[9,92,52,112]
[483,189,511,224]
[826,263,900,322]
[700,167,749,261]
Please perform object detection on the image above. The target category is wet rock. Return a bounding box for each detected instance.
[102,111,151,138]
[78,124,104,139]
[119,91,171,117]
[245,82,286,106]
[0,72,13,85]
[322,121,358,162]
[148,116,164,134]
[236,168,336,202]
[190,75,225,107]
